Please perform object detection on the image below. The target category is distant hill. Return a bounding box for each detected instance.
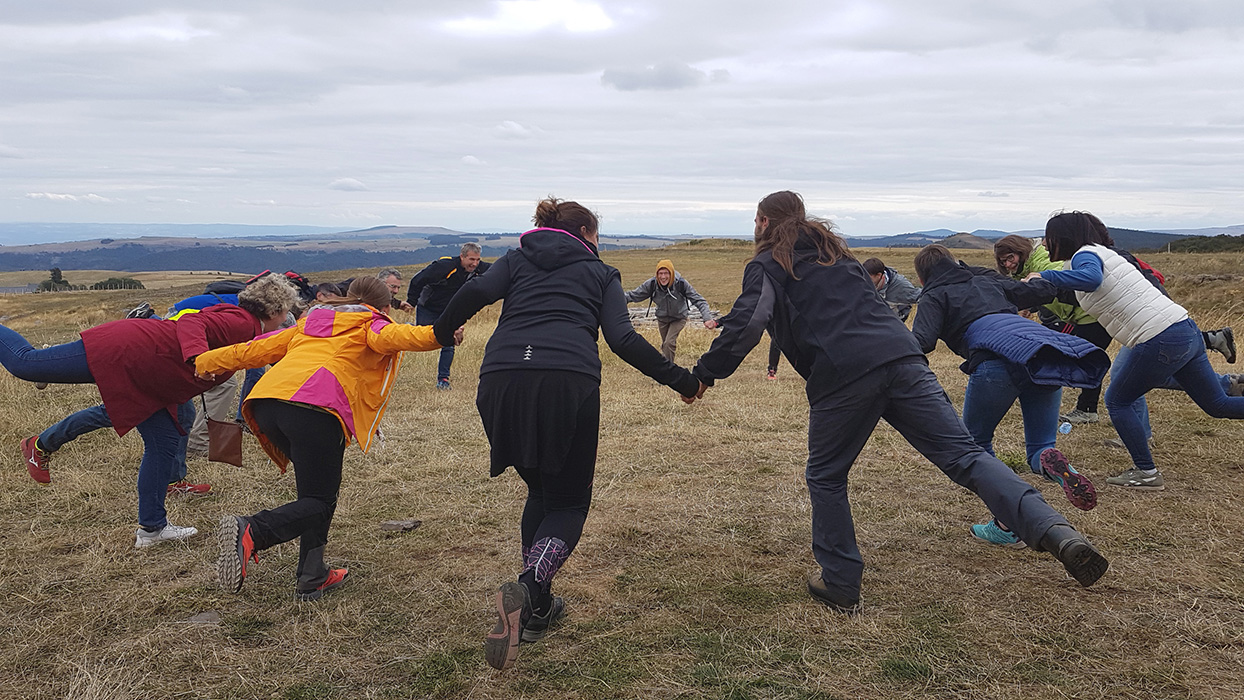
[1139,234,1244,254]
[847,226,1193,252]
[938,232,993,249]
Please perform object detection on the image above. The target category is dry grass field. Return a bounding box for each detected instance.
[2,243,1242,699]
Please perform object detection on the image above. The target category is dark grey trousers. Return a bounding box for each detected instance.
[807,361,1068,599]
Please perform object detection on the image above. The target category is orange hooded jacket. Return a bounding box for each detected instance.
[195,304,442,470]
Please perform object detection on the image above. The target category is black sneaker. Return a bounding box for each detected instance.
[521,596,565,643]
[1039,524,1109,587]
[485,582,529,670]
[806,573,860,615]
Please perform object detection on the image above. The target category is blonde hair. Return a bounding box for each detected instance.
[237,273,298,321]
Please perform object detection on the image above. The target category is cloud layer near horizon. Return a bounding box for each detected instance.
[2,1,1243,238]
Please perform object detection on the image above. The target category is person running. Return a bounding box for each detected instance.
[1035,211,1244,491]
[686,191,1109,614]
[430,198,700,670]
[198,277,457,601]
[406,244,492,390]
[624,259,717,362]
[5,274,297,547]
[910,245,1106,542]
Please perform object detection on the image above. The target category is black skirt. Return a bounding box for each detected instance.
[476,370,600,478]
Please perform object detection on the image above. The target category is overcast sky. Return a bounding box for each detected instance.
[3,1,1244,239]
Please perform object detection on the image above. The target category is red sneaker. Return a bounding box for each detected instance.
[766,369,777,380]
[21,436,51,484]
[167,479,212,496]
[297,568,349,601]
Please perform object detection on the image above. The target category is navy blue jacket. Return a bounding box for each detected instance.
[407,256,493,312]
[693,234,925,404]
[963,314,1109,388]
[432,228,698,396]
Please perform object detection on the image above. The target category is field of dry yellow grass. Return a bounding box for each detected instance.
[1,242,1242,699]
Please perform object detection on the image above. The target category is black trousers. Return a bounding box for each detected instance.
[248,399,346,591]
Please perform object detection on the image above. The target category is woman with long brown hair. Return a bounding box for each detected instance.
[689,191,1110,613]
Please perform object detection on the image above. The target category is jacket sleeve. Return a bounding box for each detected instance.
[1040,251,1103,291]
[195,325,297,374]
[174,305,253,363]
[910,293,945,354]
[679,278,714,321]
[623,278,655,304]
[599,273,699,397]
[885,273,922,306]
[432,254,512,346]
[406,259,451,306]
[998,275,1057,310]
[692,262,773,384]
[368,321,444,354]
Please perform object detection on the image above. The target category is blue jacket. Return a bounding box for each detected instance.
[963,313,1109,388]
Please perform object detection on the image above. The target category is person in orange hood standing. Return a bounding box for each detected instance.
[624,258,717,361]
[195,277,460,601]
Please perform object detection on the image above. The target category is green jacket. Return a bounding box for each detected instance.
[1014,244,1096,326]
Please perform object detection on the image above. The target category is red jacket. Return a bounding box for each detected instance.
[80,305,263,434]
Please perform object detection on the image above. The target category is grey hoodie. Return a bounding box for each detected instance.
[625,271,713,322]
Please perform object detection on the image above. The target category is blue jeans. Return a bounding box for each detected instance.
[135,402,194,529]
[961,359,1061,475]
[1106,319,1244,471]
[38,401,194,483]
[0,326,93,383]
[807,361,1067,600]
[39,404,113,453]
[237,367,266,421]
[416,306,455,380]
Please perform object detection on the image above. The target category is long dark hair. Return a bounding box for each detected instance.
[1044,211,1112,261]
[755,191,853,278]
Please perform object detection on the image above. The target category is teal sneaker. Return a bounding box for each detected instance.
[970,519,1026,549]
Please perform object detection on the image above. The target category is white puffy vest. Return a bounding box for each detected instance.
[1074,244,1187,347]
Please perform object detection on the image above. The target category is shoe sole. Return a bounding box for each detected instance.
[485,582,527,670]
[217,516,245,593]
[1105,481,1165,491]
[1056,539,1110,587]
[1040,449,1097,511]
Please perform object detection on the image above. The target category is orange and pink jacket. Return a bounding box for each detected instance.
[195,304,443,470]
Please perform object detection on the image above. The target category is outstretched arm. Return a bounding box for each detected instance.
[432,254,512,346]
[623,278,655,304]
[692,262,773,385]
[600,275,699,397]
[405,259,451,307]
[368,320,445,354]
[910,294,945,354]
[196,325,297,375]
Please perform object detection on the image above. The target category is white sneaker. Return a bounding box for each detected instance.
[134,523,199,548]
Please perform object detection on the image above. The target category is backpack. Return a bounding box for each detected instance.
[203,279,246,295]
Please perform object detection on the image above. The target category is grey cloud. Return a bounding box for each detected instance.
[0,144,21,158]
[601,62,717,91]
[979,191,1010,198]
[329,178,369,191]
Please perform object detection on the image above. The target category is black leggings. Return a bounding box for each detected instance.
[515,399,598,556]
[1071,322,1113,413]
[247,399,346,591]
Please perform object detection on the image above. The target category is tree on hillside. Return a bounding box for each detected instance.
[38,268,72,292]
[90,277,145,290]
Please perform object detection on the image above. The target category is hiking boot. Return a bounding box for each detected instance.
[436,378,452,391]
[1105,468,1165,491]
[766,368,777,380]
[485,581,530,670]
[521,596,566,643]
[806,573,861,615]
[1039,524,1109,587]
[217,515,257,594]
[134,523,199,548]
[970,519,1026,549]
[1039,448,1097,511]
[21,436,51,484]
[1205,327,1236,364]
[1225,374,1244,397]
[167,479,212,496]
[1059,408,1098,425]
[296,568,349,601]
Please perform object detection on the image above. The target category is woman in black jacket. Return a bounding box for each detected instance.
[433,198,700,671]
[690,191,1110,614]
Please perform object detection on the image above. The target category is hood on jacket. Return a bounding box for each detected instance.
[919,257,975,291]
[301,304,391,338]
[656,259,675,286]
[518,227,600,271]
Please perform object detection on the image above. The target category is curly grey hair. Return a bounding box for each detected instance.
[237,273,298,321]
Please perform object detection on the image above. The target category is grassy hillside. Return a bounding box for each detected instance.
[1,244,1242,699]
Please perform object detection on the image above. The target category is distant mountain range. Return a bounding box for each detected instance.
[0,222,1237,273]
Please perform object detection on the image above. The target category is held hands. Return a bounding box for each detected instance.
[680,381,709,405]
[704,319,718,329]
[1022,272,1043,282]
[452,326,465,346]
